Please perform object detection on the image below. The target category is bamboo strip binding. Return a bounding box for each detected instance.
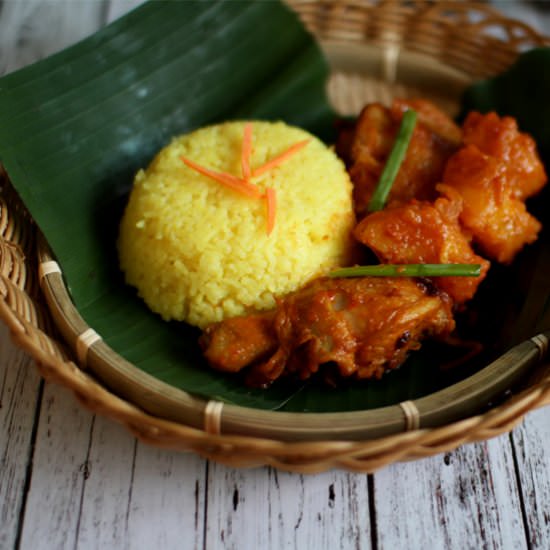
[399,401,420,431]
[204,401,224,436]
[1,2,550,472]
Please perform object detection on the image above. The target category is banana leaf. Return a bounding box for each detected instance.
[0,2,548,413]
[461,48,550,163]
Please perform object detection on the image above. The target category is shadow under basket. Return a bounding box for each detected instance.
[2,1,550,473]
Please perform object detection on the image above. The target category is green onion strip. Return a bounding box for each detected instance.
[367,109,418,212]
[329,264,482,278]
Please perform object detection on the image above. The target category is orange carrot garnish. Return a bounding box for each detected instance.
[180,125,309,235]
[252,139,310,178]
[241,122,253,182]
[265,187,277,235]
[181,156,262,198]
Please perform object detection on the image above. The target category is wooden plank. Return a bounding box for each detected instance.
[119,444,206,550]
[70,415,137,549]
[0,0,106,76]
[372,437,528,549]
[205,463,371,549]
[0,324,42,550]
[17,383,95,550]
[511,408,550,549]
[69,414,206,549]
[14,376,207,550]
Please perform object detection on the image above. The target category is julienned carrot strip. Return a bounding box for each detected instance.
[252,139,310,178]
[181,126,309,235]
[265,187,277,235]
[181,156,262,198]
[241,122,253,182]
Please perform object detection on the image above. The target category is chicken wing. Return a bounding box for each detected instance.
[200,277,455,387]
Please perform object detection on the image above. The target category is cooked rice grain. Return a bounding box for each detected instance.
[118,121,355,328]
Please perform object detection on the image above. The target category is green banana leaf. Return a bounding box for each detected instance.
[0,1,548,413]
[461,48,550,163]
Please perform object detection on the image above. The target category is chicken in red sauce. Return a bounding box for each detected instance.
[201,277,455,387]
[200,101,547,387]
[340,99,461,218]
[353,196,490,305]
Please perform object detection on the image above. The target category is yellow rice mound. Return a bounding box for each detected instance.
[118,120,356,328]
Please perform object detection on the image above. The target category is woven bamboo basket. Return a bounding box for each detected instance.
[2,0,550,473]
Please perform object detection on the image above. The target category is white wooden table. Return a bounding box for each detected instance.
[1,2,550,549]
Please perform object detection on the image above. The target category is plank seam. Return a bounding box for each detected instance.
[202,460,209,550]
[72,415,96,550]
[508,431,534,550]
[367,474,378,550]
[124,438,139,536]
[14,378,45,550]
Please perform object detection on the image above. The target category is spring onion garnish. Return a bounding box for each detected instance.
[329,264,482,278]
[367,109,417,212]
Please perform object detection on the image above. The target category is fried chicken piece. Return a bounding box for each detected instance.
[201,313,276,373]
[346,100,461,217]
[353,197,490,305]
[392,98,462,146]
[334,118,357,166]
[442,144,541,263]
[200,277,455,387]
[462,111,547,200]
